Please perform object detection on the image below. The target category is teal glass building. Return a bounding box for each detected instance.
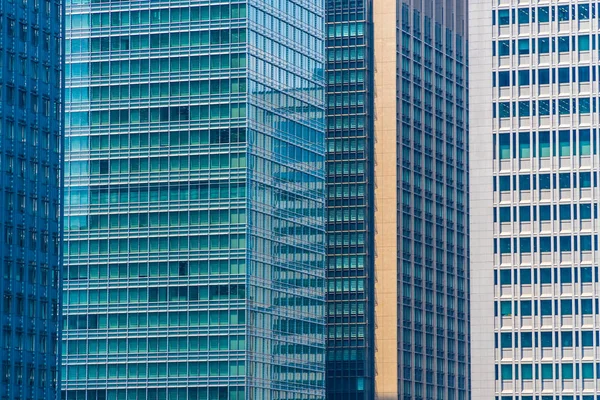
[324,0,374,398]
[62,0,326,398]
[0,0,63,397]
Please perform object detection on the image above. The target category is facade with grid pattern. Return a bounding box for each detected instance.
[372,0,469,398]
[470,0,600,399]
[62,0,326,398]
[0,0,63,398]
[324,0,374,398]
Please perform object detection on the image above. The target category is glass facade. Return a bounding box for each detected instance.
[62,0,326,398]
[395,3,469,399]
[0,0,63,398]
[324,0,374,398]
[470,0,600,398]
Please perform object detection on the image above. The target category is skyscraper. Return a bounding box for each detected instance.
[325,0,375,399]
[325,0,470,397]
[470,0,600,398]
[0,0,63,398]
[62,0,326,398]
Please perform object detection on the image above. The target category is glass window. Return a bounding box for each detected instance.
[581,267,593,282]
[499,269,512,284]
[562,364,574,379]
[521,364,533,379]
[519,175,531,191]
[557,5,570,21]
[582,332,594,346]
[538,100,550,116]
[541,364,553,379]
[579,98,591,114]
[520,268,532,284]
[498,40,510,56]
[499,102,511,118]
[582,363,594,379]
[498,9,510,25]
[561,299,573,315]
[519,205,531,221]
[559,173,571,188]
[538,7,550,22]
[538,69,550,84]
[498,71,510,87]
[538,38,550,54]
[578,4,590,19]
[540,332,553,347]
[540,299,552,315]
[579,35,590,51]
[580,172,592,188]
[558,36,570,52]
[521,332,532,347]
[518,8,529,24]
[518,39,530,54]
[520,300,532,316]
[581,299,593,315]
[500,332,512,348]
[501,364,512,380]
[518,70,530,86]
[500,301,512,316]
[558,67,570,83]
[539,174,551,190]
[579,129,591,155]
[580,204,592,219]
[540,268,552,283]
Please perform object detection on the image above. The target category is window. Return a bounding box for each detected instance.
[517,70,530,86]
[538,38,549,53]
[558,36,570,52]
[557,5,570,21]
[498,9,510,25]
[498,71,510,87]
[579,35,590,51]
[562,364,574,379]
[518,8,529,24]
[518,39,530,54]
[538,7,550,22]
[538,100,550,116]
[578,4,590,20]
[538,69,550,84]
[498,40,510,56]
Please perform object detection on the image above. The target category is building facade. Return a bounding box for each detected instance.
[62,0,326,398]
[324,0,375,398]
[325,0,469,397]
[0,0,63,398]
[470,0,600,398]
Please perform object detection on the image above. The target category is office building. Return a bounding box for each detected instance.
[62,0,326,398]
[0,0,63,398]
[470,0,600,398]
[325,0,375,398]
[325,0,470,397]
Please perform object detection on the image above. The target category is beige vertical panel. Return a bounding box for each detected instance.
[373,0,398,396]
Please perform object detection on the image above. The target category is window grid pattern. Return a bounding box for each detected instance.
[397,3,469,400]
[62,0,326,398]
[325,0,375,398]
[491,0,600,398]
[0,0,63,398]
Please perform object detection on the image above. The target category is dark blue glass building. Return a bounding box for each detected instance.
[0,0,63,398]
[325,0,374,398]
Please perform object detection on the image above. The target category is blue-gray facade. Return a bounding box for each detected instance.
[0,0,63,398]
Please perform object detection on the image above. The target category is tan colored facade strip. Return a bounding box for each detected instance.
[373,0,399,396]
